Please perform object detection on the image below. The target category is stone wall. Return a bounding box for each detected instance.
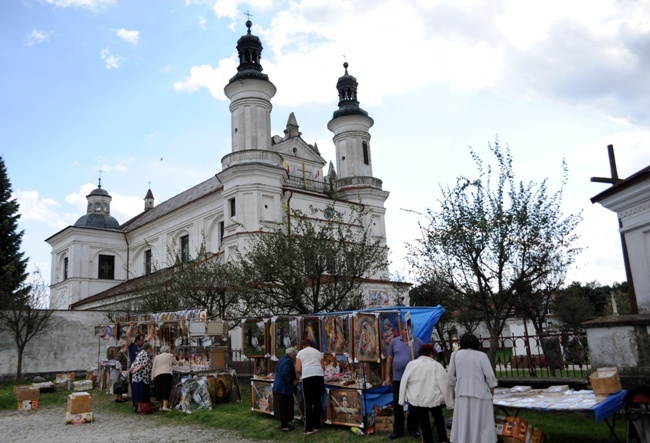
[0,310,111,380]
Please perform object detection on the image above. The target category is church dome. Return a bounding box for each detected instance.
[74,213,121,229]
[228,19,270,83]
[332,62,369,119]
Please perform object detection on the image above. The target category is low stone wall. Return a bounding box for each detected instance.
[0,310,110,381]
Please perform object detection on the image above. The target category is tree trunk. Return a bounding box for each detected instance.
[16,346,24,382]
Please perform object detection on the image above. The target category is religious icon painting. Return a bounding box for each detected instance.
[94,325,105,337]
[301,316,321,351]
[353,313,380,363]
[328,388,364,427]
[378,311,401,358]
[322,314,350,355]
[273,316,299,360]
[242,318,266,358]
[250,380,274,415]
[99,324,114,340]
[359,362,384,387]
[106,346,119,360]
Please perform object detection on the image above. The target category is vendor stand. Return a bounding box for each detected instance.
[245,306,446,431]
[493,386,627,443]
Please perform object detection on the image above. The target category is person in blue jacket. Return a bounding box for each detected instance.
[273,347,298,431]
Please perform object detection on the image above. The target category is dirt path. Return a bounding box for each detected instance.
[0,404,255,443]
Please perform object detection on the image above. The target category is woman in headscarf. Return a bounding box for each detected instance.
[273,347,298,431]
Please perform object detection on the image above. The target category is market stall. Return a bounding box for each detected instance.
[245,306,446,430]
[493,385,627,443]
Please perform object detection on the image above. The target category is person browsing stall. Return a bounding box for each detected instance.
[130,342,154,414]
[152,345,175,411]
[126,321,146,412]
[296,338,325,436]
[399,344,453,443]
[385,323,424,440]
[448,332,498,443]
[273,347,299,431]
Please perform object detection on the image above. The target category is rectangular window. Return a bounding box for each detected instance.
[180,235,190,263]
[229,198,236,217]
[219,221,225,245]
[362,142,370,165]
[145,250,152,275]
[63,257,69,280]
[98,255,115,280]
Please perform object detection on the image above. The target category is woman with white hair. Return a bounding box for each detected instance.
[152,345,175,411]
[273,347,298,431]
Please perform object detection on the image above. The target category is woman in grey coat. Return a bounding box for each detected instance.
[448,333,498,443]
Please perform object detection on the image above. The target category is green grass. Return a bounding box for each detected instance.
[0,382,626,442]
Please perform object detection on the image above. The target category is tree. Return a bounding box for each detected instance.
[236,204,390,315]
[407,139,582,365]
[0,156,53,380]
[0,268,53,381]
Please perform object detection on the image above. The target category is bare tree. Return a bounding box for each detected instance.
[0,269,53,380]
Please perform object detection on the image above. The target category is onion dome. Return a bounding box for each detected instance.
[228,20,269,83]
[332,62,369,119]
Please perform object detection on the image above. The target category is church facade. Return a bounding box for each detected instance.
[46,21,402,311]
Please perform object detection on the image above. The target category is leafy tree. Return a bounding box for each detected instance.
[236,204,389,315]
[554,291,594,333]
[407,139,582,365]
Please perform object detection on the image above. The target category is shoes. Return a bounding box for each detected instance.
[303,431,314,435]
[160,407,171,411]
[114,398,126,403]
[314,428,320,432]
[410,432,421,439]
[388,433,403,441]
[281,425,295,431]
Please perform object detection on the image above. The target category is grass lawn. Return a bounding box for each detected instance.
[0,382,626,442]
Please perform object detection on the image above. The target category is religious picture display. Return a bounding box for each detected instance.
[250,380,274,414]
[359,362,383,387]
[106,346,119,360]
[243,318,266,358]
[273,317,299,360]
[353,313,380,362]
[322,314,350,355]
[378,311,400,357]
[97,324,114,340]
[301,317,321,350]
[328,388,363,427]
[253,357,270,378]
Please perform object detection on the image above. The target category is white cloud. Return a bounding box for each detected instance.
[199,16,207,30]
[173,58,237,100]
[24,29,52,47]
[116,28,139,45]
[14,189,70,229]
[100,48,121,69]
[45,0,116,8]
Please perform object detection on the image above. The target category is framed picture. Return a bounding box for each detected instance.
[273,317,299,360]
[353,313,380,362]
[378,311,401,357]
[322,314,350,355]
[243,319,266,358]
[359,362,384,387]
[251,379,274,415]
[301,317,321,351]
[328,388,364,427]
[253,357,270,378]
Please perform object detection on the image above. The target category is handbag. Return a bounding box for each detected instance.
[113,374,128,395]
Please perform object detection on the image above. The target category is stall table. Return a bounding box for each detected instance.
[493,387,627,443]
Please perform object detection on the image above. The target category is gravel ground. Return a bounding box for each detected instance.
[0,404,256,443]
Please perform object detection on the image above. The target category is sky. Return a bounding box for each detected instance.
[3,0,649,295]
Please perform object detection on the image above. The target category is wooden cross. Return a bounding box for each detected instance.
[244,10,253,20]
[590,144,621,184]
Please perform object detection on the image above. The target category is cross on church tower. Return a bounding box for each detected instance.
[97,168,104,188]
[590,145,622,184]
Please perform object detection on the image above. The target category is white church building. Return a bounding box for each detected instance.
[46,20,403,311]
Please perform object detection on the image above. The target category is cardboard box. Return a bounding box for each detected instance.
[530,427,544,443]
[15,387,40,411]
[373,415,395,431]
[590,367,622,395]
[502,416,516,437]
[55,373,75,390]
[72,380,93,392]
[512,417,528,441]
[67,392,92,414]
[65,411,93,424]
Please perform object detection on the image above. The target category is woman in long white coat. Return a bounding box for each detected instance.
[448,332,498,443]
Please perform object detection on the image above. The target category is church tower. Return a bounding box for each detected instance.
[224,19,276,152]
[217,20,286,259]
[327,62,374,180]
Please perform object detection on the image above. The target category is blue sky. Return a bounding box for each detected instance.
[3,0,649,294]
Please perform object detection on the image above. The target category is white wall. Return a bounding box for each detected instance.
[0,310,110,378]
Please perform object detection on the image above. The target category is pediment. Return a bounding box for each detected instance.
[272,136,326,166]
